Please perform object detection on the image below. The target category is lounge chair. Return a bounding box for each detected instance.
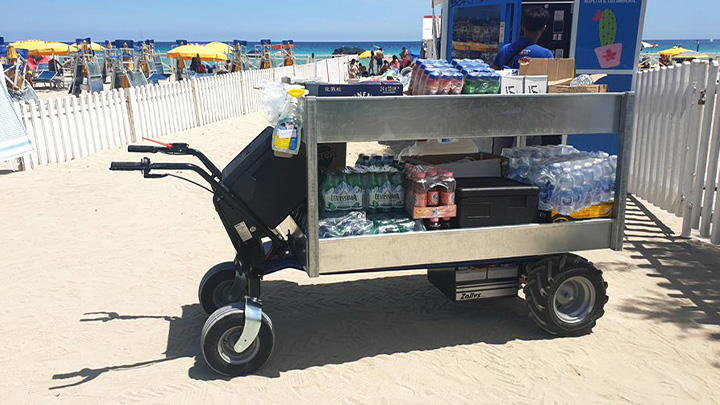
[33,70,57,89]
[127,70,148,87]
[147,55,171,84]
[86,61,104,93]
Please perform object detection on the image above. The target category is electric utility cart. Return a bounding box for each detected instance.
[110,92,634,376]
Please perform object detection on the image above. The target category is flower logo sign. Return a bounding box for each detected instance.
[593,9,622,68]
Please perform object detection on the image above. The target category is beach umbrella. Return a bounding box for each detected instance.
[358,50,373,59]
[658,47,692,56]
[28,41,70,56]
[641,41,658,49]
[69,41,105,52]
[11,39,45,50]
[204,41,232,54]
[166,44,228,61]
[674,51,710,60]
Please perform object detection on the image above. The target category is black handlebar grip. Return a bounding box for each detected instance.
[128,145,159,153]
[110,161,146,171]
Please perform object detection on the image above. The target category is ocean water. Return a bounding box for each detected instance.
[153,41,423,58]
[641,39,720,54]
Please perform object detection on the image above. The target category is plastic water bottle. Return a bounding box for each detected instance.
[571,165,587,212]
[450,73,465,94]
[425,71,441,95]
[600,159,615,202]
[531,166,555,211]
[555,167,576,215]
[590,159,605,205]
[582,163,595,208]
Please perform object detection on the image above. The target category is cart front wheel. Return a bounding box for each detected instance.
[198,262,244,315]
[524,254,608,336]
[201,304,275,376]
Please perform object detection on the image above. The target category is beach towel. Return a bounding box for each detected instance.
[0,80,34,161]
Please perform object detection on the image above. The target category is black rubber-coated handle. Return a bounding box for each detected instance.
[128,145,159,153]
[110,161,146,171]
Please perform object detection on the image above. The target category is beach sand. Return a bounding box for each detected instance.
[1,112,719,404]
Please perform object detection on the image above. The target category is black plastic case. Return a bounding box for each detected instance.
[453,178,539,228]
[221,126,307,229]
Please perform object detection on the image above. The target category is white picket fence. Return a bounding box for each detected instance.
[630,60,720,244]
[11,56,351,170]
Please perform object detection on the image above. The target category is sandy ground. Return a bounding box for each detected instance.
[1,112,719,404]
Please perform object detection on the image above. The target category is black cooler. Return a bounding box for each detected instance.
[453,178,539,228]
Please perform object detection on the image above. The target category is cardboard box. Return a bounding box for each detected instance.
[524,76,548,94]
[549,84,608,93]
[519,58,575,82]
[547,73,608,93]
[500,75,524,95]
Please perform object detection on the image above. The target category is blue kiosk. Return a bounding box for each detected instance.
[439,0,647,154]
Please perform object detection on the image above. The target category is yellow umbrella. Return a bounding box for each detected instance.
[658,47,692,56]
[11,39,45,50]
[69,41,105,52]
[166,44,228,61]
[204,42,232,54]
[674,51,710,60]
[28,41,70,56]
[358,50,373,59]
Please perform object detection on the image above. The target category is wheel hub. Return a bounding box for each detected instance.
[212,281,234,309]
[553,276,596,324]
[218,326,260,364]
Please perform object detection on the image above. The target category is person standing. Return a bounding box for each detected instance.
[491,6,553,70]
[190,54,201,73]
[349,59,359,79]
[375,48,384,72]
[369,51,375,75]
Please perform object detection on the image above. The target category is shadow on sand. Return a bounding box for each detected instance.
[617,195,720,339]
[51,273,554,388]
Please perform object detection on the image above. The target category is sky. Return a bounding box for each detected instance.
[0,0,717,42]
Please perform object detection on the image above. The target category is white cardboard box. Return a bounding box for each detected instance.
[524,75,548,94]
[501,75,525,95]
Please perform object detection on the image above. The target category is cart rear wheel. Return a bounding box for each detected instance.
[198,262,243,315]
[523,254,608,336]
[201,303,274,376]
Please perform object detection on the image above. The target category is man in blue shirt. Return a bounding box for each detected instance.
[492,7,554,70]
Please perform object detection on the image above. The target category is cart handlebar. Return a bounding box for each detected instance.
[126,143,222,178]
[127,145,161,154]
[110,160,149,171]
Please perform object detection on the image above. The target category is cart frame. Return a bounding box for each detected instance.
[300,92,635,277]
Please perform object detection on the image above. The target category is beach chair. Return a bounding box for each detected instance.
[33,70,57,89]
[127,70,148,87]
[147,54,171,84]
[68,62,84,96]
[86,61,104,93]
[111,69,131,89]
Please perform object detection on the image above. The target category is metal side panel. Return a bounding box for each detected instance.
[311,93,624,143]
[305,98,320,278]
[317,219,613,274]
[611,92,636,251]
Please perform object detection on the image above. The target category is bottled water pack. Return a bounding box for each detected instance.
[502,145,617,216]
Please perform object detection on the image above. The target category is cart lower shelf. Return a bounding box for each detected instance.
[315,219,614,274]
